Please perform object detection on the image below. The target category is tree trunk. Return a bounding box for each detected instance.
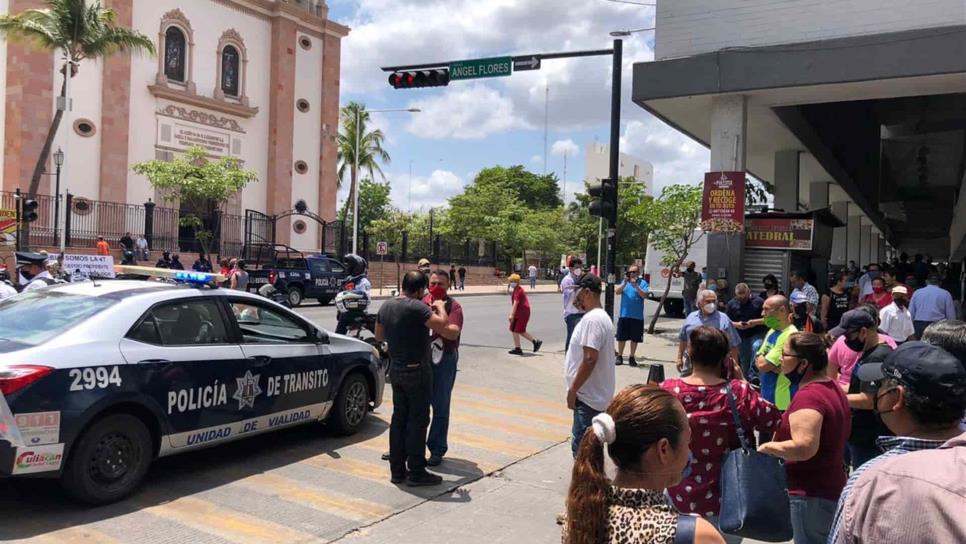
[647,257,686,335]
[27,72,69,198]
[340,164,357,224]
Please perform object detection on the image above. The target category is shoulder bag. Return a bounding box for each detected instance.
[717,382,794,541]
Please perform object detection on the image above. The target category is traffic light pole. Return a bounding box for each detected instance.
[604,39,622,318]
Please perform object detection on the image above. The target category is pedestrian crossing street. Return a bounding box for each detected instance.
[0,384,573,544]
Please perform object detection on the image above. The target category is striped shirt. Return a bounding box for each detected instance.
[827,435,948,544]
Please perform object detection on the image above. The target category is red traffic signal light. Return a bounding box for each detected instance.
[22,199,39,223]
[389,69,449,89]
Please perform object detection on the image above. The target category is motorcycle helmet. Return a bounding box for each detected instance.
[343,253,368,276]
[335,290,368,313]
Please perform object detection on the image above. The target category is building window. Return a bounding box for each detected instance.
[73,118,96,137]
[164,27,187,83]
[221,45,240,97]
[294,160,308,174]
[299,36,312,50]
[296,99,310,112]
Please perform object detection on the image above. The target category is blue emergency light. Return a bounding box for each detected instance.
[173,271,215,284]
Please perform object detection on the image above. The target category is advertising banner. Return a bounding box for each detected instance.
[0,208,16,246]
[701,171,745,233]
[63,254,116,279]
[745,218,814,250]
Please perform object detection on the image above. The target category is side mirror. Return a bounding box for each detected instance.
[313,328,329,344]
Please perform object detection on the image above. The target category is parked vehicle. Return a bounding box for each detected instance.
[245,245,349,307]
[643,230,707,317]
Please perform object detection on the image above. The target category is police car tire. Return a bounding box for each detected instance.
[328,373,369,435]
[60,413,153,505]
[287,286,304,307]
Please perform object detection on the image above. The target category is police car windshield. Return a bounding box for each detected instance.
[0,291,117,346]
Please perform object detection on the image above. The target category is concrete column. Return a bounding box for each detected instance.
[831,202,849,266]
[706,95,747,291]
[808,182,831,290]
[879,237,888,263]
[870,232,880,263]
[847,205,862,266]
[774,150,801,212]
[860,223,873,267]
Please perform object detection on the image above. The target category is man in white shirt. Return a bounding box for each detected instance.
[527,264,538,290]
[564,273,616,457]
[880,285,915,343]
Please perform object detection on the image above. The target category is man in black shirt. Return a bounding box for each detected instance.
[376,270,456,486]
[830,309,894,469]
[727,283,766,381]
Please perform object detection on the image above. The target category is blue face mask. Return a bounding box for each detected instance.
[682,450,695,479]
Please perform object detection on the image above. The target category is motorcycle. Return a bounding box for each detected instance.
[258,271,291,307]
[335,270,389,377]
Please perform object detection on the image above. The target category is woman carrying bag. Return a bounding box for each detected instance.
[758,332,851,544]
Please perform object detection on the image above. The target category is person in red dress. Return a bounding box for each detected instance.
[507,273,542,355]
[661,326,781,541]
[859,276,893,309]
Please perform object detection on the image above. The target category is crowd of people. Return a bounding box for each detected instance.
[561,255,966,544]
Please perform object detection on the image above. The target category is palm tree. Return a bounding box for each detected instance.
[0,0,155,198]
[337,102,390,223]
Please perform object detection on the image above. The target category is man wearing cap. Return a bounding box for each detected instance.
[878,286,915,343]
[16,251,56,292]
[908,273,956,339]
[564,273,615,457]
[828,341,966,544]
[830,309,895,468]
[156,251,172,269]
[560,257,586,352]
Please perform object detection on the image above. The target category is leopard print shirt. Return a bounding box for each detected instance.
[606,486,679,543]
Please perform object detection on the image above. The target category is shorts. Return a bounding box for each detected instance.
[510,310,530,333]
[616,317,644,343]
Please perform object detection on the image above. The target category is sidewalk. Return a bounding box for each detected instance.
[368,282,564,300]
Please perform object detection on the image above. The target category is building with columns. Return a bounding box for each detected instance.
[0,0,347,251]
[633,0,966,291]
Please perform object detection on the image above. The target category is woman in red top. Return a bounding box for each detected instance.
[758,332,850,544]
[507,274,541,355]
[859,276,892,309]
[661,326,781,541]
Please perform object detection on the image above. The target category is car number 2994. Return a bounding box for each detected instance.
[68,367,122,392]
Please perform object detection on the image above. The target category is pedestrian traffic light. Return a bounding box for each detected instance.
[389,69,449,89]
[588,178,616,218]
[21,199,39,223]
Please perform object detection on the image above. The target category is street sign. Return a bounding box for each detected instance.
[513,57,541,71]
[449,56,512,81]
[376,241,388,256]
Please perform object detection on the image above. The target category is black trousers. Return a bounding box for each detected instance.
[388,362,433,476]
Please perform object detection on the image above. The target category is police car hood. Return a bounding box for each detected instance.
[326,333,374,355]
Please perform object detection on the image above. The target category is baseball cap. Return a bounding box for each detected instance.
[856,341,966,400]
[891,285,908,295]
[417,258,431,267]
[508,273,521,283]
[575,272,602,293]
[829,308,876,337]
[790,290,808,305]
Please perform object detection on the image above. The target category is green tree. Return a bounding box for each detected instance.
[337,102,390,223]
[566,177,652,267]
[629,184,705,334]
[0,0,155,198]
[132,146,258,257]
[472,166,563,209]
[339,178,393,233]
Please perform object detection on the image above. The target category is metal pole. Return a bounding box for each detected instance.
[53,163,62,249]
[14,188,21,252]
[604,39,622,318]
[351,107,360,254]
[597,217,603,272]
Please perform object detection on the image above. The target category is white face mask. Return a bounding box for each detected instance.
[572,268,583,276]
[703,303,717,314]
[509,282,518,289]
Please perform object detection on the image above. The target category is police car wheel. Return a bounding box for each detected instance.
[287,286,303,307]
[61,413,153,505]
[329,373,369,435]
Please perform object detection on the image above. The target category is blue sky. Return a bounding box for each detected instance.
[327,0,710,212]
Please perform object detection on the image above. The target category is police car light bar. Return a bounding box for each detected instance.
[114,265,227,285]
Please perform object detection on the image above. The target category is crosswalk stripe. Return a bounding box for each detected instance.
[358,417,505,473]
[450,411,567,441]
[456,384,564,412]
[138,495,314,544]
[301,451,394,484]
[235,472,393,522]
[444,397,573,427]
[19,527,121,544]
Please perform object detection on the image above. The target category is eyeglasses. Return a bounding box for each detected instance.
[781,351,801,358]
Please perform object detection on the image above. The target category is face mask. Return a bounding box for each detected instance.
[868,271,880,279]
[872,286,884,294]
[844,333,866,352]
[702,303,716,314]
[19,268,35,281]
[682,450,695,480]
[572,268,583,276]
[508,282,518,290]
[763,314,782,330]
[783,360,808,386]
[429,285,447,301]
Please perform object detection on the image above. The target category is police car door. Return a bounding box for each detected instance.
[226,298,334,428]
[119,297,249,451]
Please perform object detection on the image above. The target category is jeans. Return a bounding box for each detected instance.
[458,278,465,290]
[529,276,536,289]
[705,516,743,544]
[789,495,836,544]
[571,399,600,457]
[388,362,433,476]
[427,351,458,457]
[738,335,763,381]
[684,295,697,316]
[564,313,584,353]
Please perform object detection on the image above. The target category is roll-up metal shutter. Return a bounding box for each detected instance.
[743,249,787,294]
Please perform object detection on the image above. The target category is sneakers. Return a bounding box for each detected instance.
[508,347,523,355]
[628,357,639,367]
[532,339,543,353]
[616,355,624,366]
[427,454,443,466]
[406,470,443,487]
[390,472,406,484]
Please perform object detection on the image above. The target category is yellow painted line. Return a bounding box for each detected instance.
[237,472,392,522]
[446,397,573,427]
[302,452,394,484]
[451,412,567,442]
[22,527,121,544]
[138,495,314,544]
[446,430,537,457]
[457,384,564,412]
[351,434,504,475]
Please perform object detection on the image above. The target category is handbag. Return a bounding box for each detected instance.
[718,382,794,542]
[646,363,665,384]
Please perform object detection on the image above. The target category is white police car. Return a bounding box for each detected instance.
[0,272,385,504]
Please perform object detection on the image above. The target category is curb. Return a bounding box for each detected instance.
[368,290,564,300]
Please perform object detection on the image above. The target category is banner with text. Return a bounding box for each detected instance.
[0,208,16,246]
[745,218,814,250]
[701,171,745,233]
[63,254,116,279]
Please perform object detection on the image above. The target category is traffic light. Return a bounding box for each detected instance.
[588,178,616,219]
[21,199,39,223]
[389,69,449,89]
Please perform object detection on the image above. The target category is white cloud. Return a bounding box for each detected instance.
[337,168,466,212]
[530,154,543,166]
[404,84,527,139]
[551,139,579,157]
[621,117,709,194]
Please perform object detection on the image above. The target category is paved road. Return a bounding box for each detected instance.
[0,294,728,544]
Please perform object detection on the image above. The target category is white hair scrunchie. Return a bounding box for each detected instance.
[591,412,617,445]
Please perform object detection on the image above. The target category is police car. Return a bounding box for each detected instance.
[0,269,385,504]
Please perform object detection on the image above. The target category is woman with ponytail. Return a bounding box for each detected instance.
[564,384,725,544]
